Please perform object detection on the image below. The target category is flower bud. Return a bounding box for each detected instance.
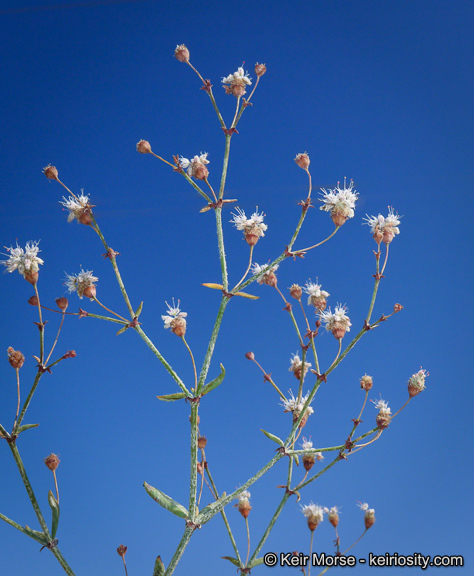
[376,412,391,429]
[197,436,207,449]
[360,374,373,391]
[408,368,428,398]
[44,453,60,471]
[328,507,340,528]
[82,285,96,299]
[171,317,186,337]
[289,284,303,300]
[55,297,69,311]
[193,163,209,181]
[117,545,127,559]
[28,295,39,306]
[302,454,315,471]
[136,139,152,154]
[236,491,252,518]
[364,509,376,529]
[245,351,255,361]
[373,228,384,245]
[174,44,190,63]
[43,164,59,181]
[294,153,310,170]
[393,303,403,313]
[8,347,25,369]
[24,271,39,285]
[197,462,204,475]
[254,62,266,77]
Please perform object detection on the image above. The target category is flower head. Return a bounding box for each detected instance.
[235,490,252,517]
[372,397,391,429]
[320,305,351,339]
[319,179,358,226]
[301,502,325,531]
[231,208,268,246]
[251,262,278,286]
[364,207,401,244]
[179,153,209,181]
[301,438,315,471]
[2,241,44,284]
[408,367,429,398]
[222,66,252,97]
[174,44,190,63]
[289,353,311,380]
[65,269,98,299]
[304,280,330,310]
[162,299,187,337]
[300,437,313,452]
[327,506,340,528]
[357,502,376,529]
[281,390,314,428]
[60,192,93,225]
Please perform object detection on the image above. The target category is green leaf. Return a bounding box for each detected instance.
[156,393,187,402]
[260,429,284,447]
[24,525,48,545]
[200,364,225,396]
[135,301,144,318]
[16,423,39,434]
[221,556,241,567]
[196,492,227,524]
[292,453,300,466]
[48,490,60,539]
[143,482,189,519]
[153,555,165,576]
[249,558,265,568]
[234,291,259,300]
[116,325,129,335]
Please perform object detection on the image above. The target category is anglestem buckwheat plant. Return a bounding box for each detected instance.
[0,44,428,576]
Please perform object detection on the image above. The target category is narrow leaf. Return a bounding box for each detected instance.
[260,429,284,447]
[135,301,144,318]
[116,325,129,335]
[202,283,223,290]
[292,453,300,466]
[143,482,188,519]
[156,393,187,402]
[200,364,225,396]
[153,555,165,576]
[249,558,265,568]
[221,556,241,567]
[234,291,259,300]
[24,525,48,545]
[16,423,39,434]
[48,490,60,539]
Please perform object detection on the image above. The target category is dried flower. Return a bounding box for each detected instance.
[319,178,358,226]
[174,44,190,63]
[59,192,93,225]
[162,300,187,337]
[231,207,268,246]
[372,397,391,429]
[301,503,325,531]
[65,269,98,300]
[2,242,44,285]
[360,374,373,391]
[43,164,59,181]
[136,139,152,154]
[408,368,428,398]
[179,153,210,181]
[222,66,252,97]
[294,152,310,170]
[7,347,25,370]
[358,502,376,529]
[289,284,303,300]
[197,436,207,449]
[320,305,351,339]
[301,438,315,471]
[44,453,60,471]
[245,351,255,361]
[251,262,278,286]
[116,544,128,558]
[304,280,329,311]
[236,490,252,518]
[55,297,69,311]
[289,353,311,380]
[327,506,340,528]
[254,62,266,77]
[364,208,401,245]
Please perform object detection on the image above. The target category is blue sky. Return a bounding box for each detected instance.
[0,0,472,574]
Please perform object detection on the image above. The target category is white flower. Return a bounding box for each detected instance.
[301,437,313,451]
[320,305,352,336]
[364,207,401,244]
[65,269,98,299]
[319,178,358,225]
[162,300,187,330]
[2,242,44,278]
[231,208,267,236]
[315,452,324,461]
[60,192,91,223]
[281,390,314,417]
[251,262,278,284]
[371,398,391,415]
[179,153,209,179]
[237,490,251,502]
[357,502,369,511]
[222,67,252,96]
[408,368,429,397]
[289,353,311,378]
[304,280,330,309]
[301,503,325,523]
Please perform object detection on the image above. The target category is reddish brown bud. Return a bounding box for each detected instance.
[393,303,403,313]
[136,139,152,154]
[331,213,348,227]
[360,374,373,391]
[55,297,69,311]
[28,295,39,306]
[289,284,303,300]
[376,412,391,429]
[244,232,260,246]
[82,285,97,299]
[262,272,277,287]
[254,62,267,77]
[78,209,93,226]
[302,454,315,471]
[245,351,255,361]
[193,163,209,181]
[373,229,384,245]
[294,153,310,170]
[44,453,60,471]
[174,44,190,63]
[170,317,186,337]
[364,511,376,530]
[237,499,252,518]
[116,544,128,559]
[7,347,25,369]
[331,325,347,340]
[43,164,59,181]
[24,271,39,285]
[197,436,207,449]
[197,462,204,475]
[63,350,76,359]
[328,510,339,528]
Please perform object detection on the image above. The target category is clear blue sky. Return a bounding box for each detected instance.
[0,1,472,574]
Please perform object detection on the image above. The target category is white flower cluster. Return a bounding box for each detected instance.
[251,262,278,283]
[372,398,391,415]
[162,301,187,330]
[231,208,267,234]
[289,353,311,377]
[65,269,98,299]
[179,153,209,180]
[60,193,91,223]
[320,305,352,333]
[222,67,252,96]
[300,503,325,523]
[2,241,44,278]
[319,179,358,225]
[281,390,314,417]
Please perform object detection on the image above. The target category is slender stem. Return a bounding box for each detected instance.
[150,151,175,168]
[34,284,44,364]
[44,312,66,366]
[186,61,226,129]
[92,297,128,322]
[80,312,129,325]
[13,369,21,430]
[134,325,190,396]
[121,556,129,576]
[245,516,251,566]
[53,470,60,504]
[233,77,260,127]
[181,336,198,391]
[380,243,390,276]
[296,226,340,253]
[231,96,241,128]
[390,397,411,420]
[218,135,231,200]
[248,492,290,564]
[294,454,340,491]
[232,245,254,292]
[163,526,194,576]
[204,178,217,203]
[349,430,382,454]
[0,511,46,543]
[15,372,43,431]
[180,171,213,204]
[306,168,313,199]
[298,299,321,374]
[215,209,229,291]
[308,530,315,576]
[188,403,199,520]
[326,339,342,372]
[366,249,381,323]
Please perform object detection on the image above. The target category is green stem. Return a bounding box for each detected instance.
[181,171,213,204]
[366,248,381,323]
[215,209,229,291]
[81,312,128,325]
[15,372,43,431]
[188,403,199,520]
[182,336,197,391]
[163,525,194,576]
[248,492,290,564]
[34,284,45,365]
[218,135,231,200]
